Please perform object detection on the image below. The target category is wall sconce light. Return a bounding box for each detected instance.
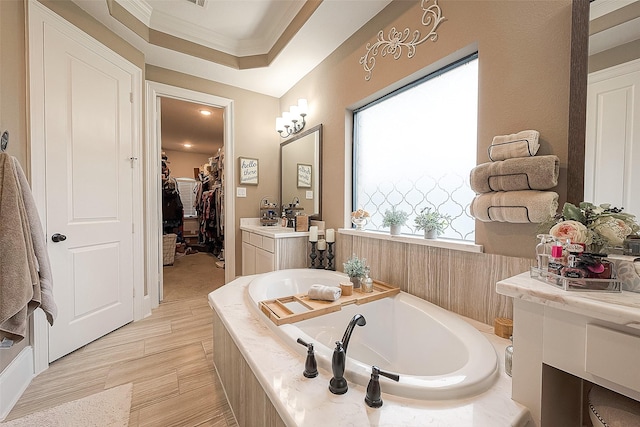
[276,99,308,137]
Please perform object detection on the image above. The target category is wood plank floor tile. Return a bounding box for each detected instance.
[79,319,173,353]
[105,342,207,388]
[130,371,180,411]
[136,384,227,427]
[177,357,217,394]
[143,323,213,356]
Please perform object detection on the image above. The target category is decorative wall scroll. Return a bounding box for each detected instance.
[239,157,259,185]
[359,0,445,81]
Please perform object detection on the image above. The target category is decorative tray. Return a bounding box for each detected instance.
[259,280,400,326]
[530,267,621,293]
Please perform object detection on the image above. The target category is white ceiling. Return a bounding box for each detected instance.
[72,0,393,98]
[70,0,391,155]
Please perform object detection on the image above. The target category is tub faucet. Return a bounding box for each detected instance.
[329,314,366,395]
[341,314,366,354]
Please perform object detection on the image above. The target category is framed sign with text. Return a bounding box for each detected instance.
[239,157,259,185]
[297,163,312,188]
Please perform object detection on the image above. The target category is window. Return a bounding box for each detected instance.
[353,54,478,241]
[176,178,197,218]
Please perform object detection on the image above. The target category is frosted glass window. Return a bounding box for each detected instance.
[353,55,478,241]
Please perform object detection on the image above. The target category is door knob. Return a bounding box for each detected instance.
[51,233,67,243]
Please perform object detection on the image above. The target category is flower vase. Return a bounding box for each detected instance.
[351,217,367,230]
[390,225,401,236]
[350,275,361,289]
[424,229,438,239]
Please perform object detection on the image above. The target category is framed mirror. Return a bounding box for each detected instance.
[280,124,322,219]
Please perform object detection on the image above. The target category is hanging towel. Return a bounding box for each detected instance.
[13,157,57,325]
[307,284,342,301]
[470,190,558,223]
[470,155,559,193]
[488,130,540,161]
[0,153,40,342]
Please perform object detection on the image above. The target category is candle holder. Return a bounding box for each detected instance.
[316,249,325,269]
[309,241,318,268]
[326,242,335,270]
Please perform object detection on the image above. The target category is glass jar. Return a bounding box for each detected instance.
[505,336,513,377]
[362,267,373,293]
[536,234,553,270]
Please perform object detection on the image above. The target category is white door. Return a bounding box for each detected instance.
[585,59,640,220]
[42,23,135,361]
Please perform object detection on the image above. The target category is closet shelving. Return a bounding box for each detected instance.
[194,148,225,257]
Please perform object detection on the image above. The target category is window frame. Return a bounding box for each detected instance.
[352,52,479,240]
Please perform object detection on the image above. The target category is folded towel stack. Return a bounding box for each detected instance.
[488,130,540,161]
[470,155,559,193]
[470,130,558,224]
[308,284,342,301]
[470,190,558,223]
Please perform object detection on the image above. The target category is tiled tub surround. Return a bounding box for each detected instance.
[496,273,640,426]
[209,274,532,426]
[337,229,536,325]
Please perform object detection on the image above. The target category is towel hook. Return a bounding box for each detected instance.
[1,130,8,152]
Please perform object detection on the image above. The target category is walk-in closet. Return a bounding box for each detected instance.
[159,97,225,300]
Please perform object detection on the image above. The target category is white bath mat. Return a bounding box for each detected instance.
[1,383,132,426]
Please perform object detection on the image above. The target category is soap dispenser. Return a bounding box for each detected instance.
[329,341,348,394]
[364,365,400,408]
[362,267,373,293]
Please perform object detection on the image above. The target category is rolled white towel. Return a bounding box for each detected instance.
[488,130,540,161]
[307,284,342,301]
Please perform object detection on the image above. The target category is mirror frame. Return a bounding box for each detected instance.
[279,124,323,220]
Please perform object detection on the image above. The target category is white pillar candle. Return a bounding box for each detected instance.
[326,228,335,243]
[317,239,327,250]
[309,226,318,242]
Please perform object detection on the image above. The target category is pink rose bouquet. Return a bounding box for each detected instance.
[548,220,590,245]
[542,202,640,252]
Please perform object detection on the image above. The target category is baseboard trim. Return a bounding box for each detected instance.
[143,295,152,318]
[0,346,34,421]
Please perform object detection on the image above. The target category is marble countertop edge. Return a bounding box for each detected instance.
[496,272,640,326]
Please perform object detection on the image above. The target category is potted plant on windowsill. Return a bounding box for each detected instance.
[343,254,366,288]
[414,207,451,239]
[382,208,409,236]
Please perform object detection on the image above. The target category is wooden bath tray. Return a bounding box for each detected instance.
[259,280,400,326]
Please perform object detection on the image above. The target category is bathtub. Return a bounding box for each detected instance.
[247,269,499,400]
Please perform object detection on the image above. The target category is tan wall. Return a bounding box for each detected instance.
[1,0,28,169]
[0,0,29,376]
[280,0,576,259]
[162,149,213,180]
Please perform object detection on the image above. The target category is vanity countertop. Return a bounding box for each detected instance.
[240,218,323,239]
[497,272,640,326]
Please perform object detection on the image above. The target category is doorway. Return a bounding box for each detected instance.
[145,82,235,309]
[160,98,225,300]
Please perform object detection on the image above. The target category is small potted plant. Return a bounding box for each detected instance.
[343,254,366,288]
[414,207,451,239]
[382,207,408,236]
